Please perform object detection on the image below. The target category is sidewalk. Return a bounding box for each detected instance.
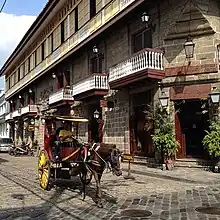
[121,162,220,185]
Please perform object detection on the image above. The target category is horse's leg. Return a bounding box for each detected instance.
[93,171,103,208]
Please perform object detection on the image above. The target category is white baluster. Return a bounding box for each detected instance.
[160,53,163,70]
[149,51,153,68]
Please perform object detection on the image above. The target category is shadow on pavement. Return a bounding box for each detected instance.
[0,157,8,164]
[0,170,120,220]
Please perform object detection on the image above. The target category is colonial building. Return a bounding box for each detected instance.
[1,0,220,159]
[0,90,10,138]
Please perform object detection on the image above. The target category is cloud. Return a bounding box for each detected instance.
[0,13,36,88]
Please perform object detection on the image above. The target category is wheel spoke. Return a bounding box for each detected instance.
[38,150,51,190]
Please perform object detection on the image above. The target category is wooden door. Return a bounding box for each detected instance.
[175,111,186,158]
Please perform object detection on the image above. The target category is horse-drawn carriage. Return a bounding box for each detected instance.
[38,114,122,207]
[38,115,92,191]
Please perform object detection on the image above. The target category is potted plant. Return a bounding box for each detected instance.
[152,106,180,170]
[202,121,220,170]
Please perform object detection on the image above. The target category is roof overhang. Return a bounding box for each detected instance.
[0,0,60,76]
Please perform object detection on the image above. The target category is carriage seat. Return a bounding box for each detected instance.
[51,127,82,162]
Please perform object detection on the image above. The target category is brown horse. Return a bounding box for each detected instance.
[85,143,122,208]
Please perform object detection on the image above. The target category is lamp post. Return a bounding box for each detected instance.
[184,37,195,59]
[159,91,169,108]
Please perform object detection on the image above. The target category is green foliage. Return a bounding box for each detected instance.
[203,121,220,158]
[150,105,180,158]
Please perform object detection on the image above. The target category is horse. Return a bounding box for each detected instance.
[85,143,122,208]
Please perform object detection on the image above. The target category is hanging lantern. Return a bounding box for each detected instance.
[159,91,169,107]
[184,37,195,58]
[93,45,99,54]
[93,110,100,119]
[209,87,220,104]
[141,12,150,23]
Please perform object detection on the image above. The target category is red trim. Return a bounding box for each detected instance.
[73,89,108,101]
[49,100,74,108]
[109,69,165,89]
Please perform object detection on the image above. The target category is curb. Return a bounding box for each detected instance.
[121,168,219,185]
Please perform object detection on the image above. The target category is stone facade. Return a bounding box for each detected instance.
[3,0,220,156]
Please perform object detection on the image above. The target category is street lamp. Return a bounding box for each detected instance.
[29,89,32,93]
[30,119,35,125]
[93,45,99,54]
[18,95,22,99]
[41,118,46,125]
[52,73,56,79]
[159,91,169,107]
[209,87,220,104]
[184,37,195,58]
[93,110,100,119]
[141,12,150,23]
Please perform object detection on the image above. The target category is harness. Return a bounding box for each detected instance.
[86,143,119,174]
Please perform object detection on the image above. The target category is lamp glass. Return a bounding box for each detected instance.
[159,97,168,107]
[184,39,195,58]
[93,45,98,54]
[41,118,46,125]
[210,93,220,103]
[30,119,35,125]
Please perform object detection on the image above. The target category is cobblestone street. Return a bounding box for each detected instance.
[1,153,220,219]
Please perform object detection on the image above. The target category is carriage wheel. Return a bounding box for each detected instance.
[79,170,92,185]
[38,150,51,190]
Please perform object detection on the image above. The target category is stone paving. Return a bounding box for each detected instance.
[1,154,220,219]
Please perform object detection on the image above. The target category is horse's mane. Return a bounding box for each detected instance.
[92,143,117,159]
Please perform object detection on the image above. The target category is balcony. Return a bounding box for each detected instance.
[21,105,38,115]
[49,87,74,105]
[72,74,108,100]
[12,109,21,118]
[109,48,165,88]
[5,113,13,121]
[5,0,142,100]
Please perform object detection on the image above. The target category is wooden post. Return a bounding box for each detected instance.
[123,154,135,180]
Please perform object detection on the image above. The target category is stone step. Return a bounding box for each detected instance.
[124,156,212,169]
[124,156,159,168]
[174,158,211,168]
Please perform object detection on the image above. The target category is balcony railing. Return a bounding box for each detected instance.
[49,88,73,105]
[5,113,13,121]
[109,48,164,83]
[72,74,108,97]
[12,109,21,118]
[21,105,38,115]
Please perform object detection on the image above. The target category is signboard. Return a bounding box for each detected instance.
[123,154,134,161]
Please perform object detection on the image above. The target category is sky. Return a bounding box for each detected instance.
[0,0,48,89]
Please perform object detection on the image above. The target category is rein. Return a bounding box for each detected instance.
[86,144,112,174]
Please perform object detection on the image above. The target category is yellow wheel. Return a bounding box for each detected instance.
[38,149,51,190]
